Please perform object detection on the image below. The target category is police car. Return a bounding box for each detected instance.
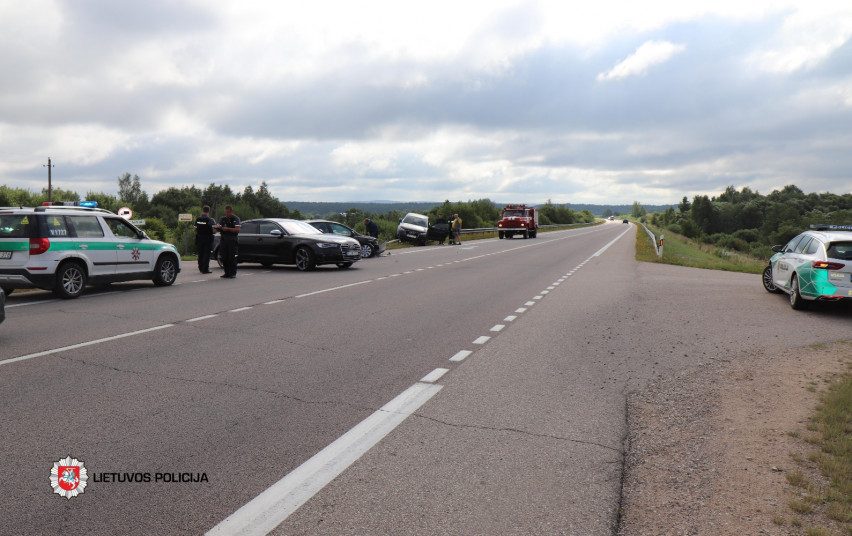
[763,224,852,310]
[0,205,181,298]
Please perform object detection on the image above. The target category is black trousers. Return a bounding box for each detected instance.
[220,239,238,276]
[196,237,213,272]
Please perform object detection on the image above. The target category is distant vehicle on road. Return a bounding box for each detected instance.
[306,220,385,258]
[608,216,615,220]
[623,219,629,224]
[497,204,538,239]
[397,213,430,245]
[0,287,5,325]
[763,224,852,310]
[214,218,361,271]
[0,206,180,299]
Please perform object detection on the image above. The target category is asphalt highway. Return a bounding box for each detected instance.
[1,221,849,535]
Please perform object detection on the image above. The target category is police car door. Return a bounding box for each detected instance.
[65,215,115,277]
[105,217,155,275]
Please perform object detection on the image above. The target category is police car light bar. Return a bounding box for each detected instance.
[40,200,99,208]
[809,224,852,231]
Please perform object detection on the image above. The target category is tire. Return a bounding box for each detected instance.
[1,287,13,297]
[337,262,353,269]
[153,254,179,286]
[762,265,780,293]
[505,233,512,239]
[789,275,808,310]
[530,230,537,238]
[523,230,529,239]
[295,247,316,271]
[214,247,224,268]
[498,231,504,239]
[361,243,374,258]
[261,261,274,268]
[53,261,87,299]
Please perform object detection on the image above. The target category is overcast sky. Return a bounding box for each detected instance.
[1,1,850,204]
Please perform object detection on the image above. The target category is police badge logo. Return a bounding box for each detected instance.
[50,457,88,498]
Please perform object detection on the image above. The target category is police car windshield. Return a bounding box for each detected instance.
[281,220,322,235]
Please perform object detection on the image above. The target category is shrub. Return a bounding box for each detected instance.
[733,228,760,243]
[667,223,683,235]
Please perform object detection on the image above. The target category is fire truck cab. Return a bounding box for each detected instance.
[497,204,539,239]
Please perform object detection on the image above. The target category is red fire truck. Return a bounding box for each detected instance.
[497,204,539,239]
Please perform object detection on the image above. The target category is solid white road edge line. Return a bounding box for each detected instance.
[187,314,217,323]
[229,307,253,313]
[295,280,372,298]
[205,382,442,536]
[0,324,174,367]
[449,350,473,362]
[593,226,632,257]
[420,368,449,383]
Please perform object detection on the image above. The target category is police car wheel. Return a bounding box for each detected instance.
[54,261,87,299]
[153,255,178,286]
[762,266,780,293]
[789,275,808,310]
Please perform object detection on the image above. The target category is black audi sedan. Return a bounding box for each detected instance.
[213,218,361,271]
[306,220,385,258]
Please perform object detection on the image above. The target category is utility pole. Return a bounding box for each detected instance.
[43,157,54,202]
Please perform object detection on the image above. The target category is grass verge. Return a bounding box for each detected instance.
[634,223,764,274]
[784,360,852,534]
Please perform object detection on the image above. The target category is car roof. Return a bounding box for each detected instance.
[403,213,428,218]
[0,207,115,216]
[804,230,852,242]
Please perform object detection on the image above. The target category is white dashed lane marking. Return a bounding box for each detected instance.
[472,336,491,345]
[490,324,505,332]
[449,350,472,362]
[504,315,517,322]
[419,368,449,383]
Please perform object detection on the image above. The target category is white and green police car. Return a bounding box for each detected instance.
[0,206,180,299]
[763,224,852,310]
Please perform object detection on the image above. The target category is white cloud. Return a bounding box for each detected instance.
[597,40,686,82]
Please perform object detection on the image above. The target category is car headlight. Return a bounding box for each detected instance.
[317,242,338,248]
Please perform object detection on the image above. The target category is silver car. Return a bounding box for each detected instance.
[763,224,852,309]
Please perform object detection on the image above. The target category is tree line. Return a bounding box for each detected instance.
[643,185,851,259]
[1,174,594,247]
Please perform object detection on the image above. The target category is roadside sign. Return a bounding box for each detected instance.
[118,207,132,219]
[178,213,193,222]
[129,219,146,227]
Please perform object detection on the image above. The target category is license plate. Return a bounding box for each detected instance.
[407,233,417,238]
[346,250,360,257]
[0,251,11,259]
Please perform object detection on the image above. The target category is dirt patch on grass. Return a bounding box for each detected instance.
[619,340,851,536]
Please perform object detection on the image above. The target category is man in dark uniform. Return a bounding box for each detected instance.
[195,205,215,273]
[364,218,379,238]
[215,205,241,279]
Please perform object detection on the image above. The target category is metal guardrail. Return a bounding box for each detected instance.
[640,222,664,257]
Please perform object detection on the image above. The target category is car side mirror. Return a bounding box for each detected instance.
[399,218,403,223]
[270,229,282,237]
[771,245,783,253]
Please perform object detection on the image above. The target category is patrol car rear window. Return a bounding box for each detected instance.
[0,215,33,238]
[827,241,852,260]
[45,215,70,237]
[67,216,104,238]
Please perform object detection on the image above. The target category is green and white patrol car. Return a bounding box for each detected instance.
[763,224,852,310]
[0,206,181,299]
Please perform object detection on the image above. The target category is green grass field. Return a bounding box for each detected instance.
[634,223,765,274]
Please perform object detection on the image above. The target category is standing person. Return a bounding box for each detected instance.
[364,218,379,239]
[451,213,462,245]
[215,205,241,279]
[194,205,215,274]
[435,214,448,245]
